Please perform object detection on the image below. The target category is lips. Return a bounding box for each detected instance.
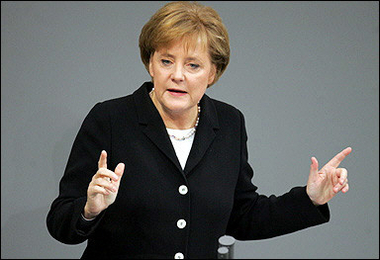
[168,88,187,94]
[167,88,188,96]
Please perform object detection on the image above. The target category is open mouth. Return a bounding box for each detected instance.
[167,89,188,96]
[168,88,187,94]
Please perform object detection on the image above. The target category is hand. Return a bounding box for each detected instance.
[306,147,352,206]
[84,150,125,219]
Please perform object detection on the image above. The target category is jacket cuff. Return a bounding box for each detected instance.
[293,186,330,223]
[73,197,104,237]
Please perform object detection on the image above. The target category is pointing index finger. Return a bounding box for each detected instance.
[325,147,352,168]
[98,150,107,169]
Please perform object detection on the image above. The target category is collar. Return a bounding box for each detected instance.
[133,81,220,174]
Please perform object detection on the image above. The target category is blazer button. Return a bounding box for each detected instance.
[174,252,184,259]
[178,185,188,195]
[177,219,186,229]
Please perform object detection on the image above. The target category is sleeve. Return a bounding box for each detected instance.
[46,102,111,244]
[226,111,330,240]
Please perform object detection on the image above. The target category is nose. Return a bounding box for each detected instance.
[171,64,184,82]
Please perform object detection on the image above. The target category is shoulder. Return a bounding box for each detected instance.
[78,94,136,130]
[211,97,241,114]
[207,96,244,122]
[88,82,152,118]
[87,94,134,117]
[95,94,134,111]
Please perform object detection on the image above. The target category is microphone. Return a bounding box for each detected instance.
[218,235,236,259]
[217,246,229,259]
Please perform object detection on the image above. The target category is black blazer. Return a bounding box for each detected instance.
[47,82,329,259]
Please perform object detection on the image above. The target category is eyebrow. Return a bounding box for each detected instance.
[160,53,204,63]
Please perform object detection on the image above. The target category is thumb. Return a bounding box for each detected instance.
[114,163,125,178]
[310,156,319,175]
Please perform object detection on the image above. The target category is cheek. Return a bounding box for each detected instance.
[208,66,216,84]
[151,65,170,80]
[189,73,210,87]
[190,82,208,100]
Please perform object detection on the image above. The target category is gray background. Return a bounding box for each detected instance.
[1,1,379,259]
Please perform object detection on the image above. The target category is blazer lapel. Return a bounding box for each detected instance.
[184,94,219,175]
[133,82,220,175]
[133,82,183,172]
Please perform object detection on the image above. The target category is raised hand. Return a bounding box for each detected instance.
[83,150,125,219]
[306,147,352,206]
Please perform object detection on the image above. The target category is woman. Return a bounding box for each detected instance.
[46,2,351,259]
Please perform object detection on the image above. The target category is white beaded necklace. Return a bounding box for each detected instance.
[149,88,201,141]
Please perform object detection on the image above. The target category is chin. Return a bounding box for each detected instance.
[167,106,189,114]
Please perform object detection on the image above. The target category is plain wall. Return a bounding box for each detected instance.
[1,1,379,258]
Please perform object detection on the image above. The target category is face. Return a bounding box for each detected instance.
[149,38,216,118]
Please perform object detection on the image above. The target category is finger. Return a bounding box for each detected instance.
[333,169,348,192]
[97,179,118,193]
[114,163,125,178]
[325,147,352,169]
[89,183,112,196]
[98,150,108,169]
[336,168,348,185]
[334,179,348,193]
[93,184,114,195]
[96,168,119,182]
[92,177,117,193]
[310,157,319,175]
[342,183,349,193]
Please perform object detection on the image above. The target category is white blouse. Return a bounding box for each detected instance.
[166,128,195,170]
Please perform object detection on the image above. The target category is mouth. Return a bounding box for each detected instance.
[167,88,188,96]
[168,88,187,93]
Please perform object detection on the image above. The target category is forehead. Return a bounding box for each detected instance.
[156,35,209,58]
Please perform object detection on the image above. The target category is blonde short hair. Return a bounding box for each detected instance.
[139,1,230,87]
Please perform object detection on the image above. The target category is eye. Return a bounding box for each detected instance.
[161,59,171,66]
[188,63,200,69]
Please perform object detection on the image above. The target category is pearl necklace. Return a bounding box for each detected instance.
[168,104,200,141]
[149,88,201,141]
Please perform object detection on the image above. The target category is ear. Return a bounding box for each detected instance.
[208,64,217,85]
